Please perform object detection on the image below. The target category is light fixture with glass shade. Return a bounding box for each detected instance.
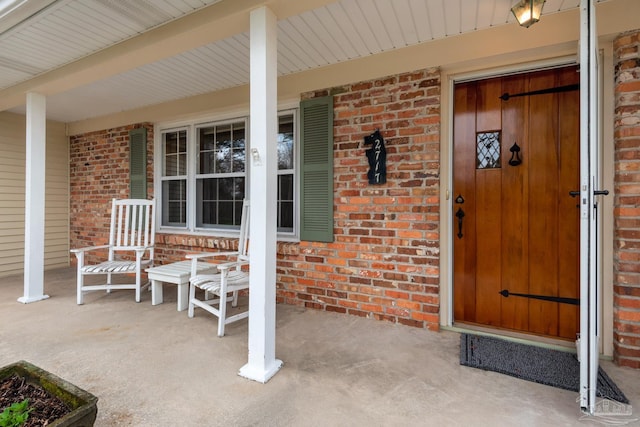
[511,0,546,28]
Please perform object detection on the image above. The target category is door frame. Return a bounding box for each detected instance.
[439,53,615,356]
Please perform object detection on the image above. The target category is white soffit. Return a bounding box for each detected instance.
[1,0,610,122]
[0,0,223,90]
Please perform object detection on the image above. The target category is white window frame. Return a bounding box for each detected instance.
[159,127,189,228]
[275,109,298,236]
[194,117,248,231]
[154,109,300,240]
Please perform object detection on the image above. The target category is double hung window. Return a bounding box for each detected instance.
[158,112,297,235]
[277,114,295,232]
[196,120,246,229]
[161,129,187,227]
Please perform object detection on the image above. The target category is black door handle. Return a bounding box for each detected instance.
[570,190,610,197]
[455,208,465,239]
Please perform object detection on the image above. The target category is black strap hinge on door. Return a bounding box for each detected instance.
[499,289,579,306]
[499,84,580,101]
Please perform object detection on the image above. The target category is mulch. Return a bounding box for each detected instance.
[0,374,71,426]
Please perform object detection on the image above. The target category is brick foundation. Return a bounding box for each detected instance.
[614,29,640,368]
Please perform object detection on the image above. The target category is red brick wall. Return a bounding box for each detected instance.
[278,68,441,330]
[69,124,154,263]
[614,30,640,369]
[68,68,442,331]
[70,69,440,329]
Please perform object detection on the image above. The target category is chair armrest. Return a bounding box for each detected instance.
[132,245,154,254]
[70,245,110,254]
[185,251,238,260]
[216,259,249,272]
[188,253,248,277]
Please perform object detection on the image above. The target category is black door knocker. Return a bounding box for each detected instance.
[509,142,522,166]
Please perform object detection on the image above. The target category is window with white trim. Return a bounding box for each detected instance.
[158,111,298,235]
[161,129,187,227]
[196,119,246,228]
[277,114,294,232]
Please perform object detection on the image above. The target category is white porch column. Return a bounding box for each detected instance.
[239,6,282,382]
[18,92,49,304]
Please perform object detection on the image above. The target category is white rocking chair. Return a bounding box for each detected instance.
[71,198,156,305]
[187,200,250,337]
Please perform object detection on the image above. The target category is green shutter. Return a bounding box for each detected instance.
[129,127,147,199]
[300,96,334,242]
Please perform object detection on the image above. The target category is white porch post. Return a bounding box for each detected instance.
[18,92,49,304]
[239,6,282,382]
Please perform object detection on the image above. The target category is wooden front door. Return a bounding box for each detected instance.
[453,66,580,340]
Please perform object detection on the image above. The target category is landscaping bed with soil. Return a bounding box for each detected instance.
[0,361,97,427]
[1,374,71,426]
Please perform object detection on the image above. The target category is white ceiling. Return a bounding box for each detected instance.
[0,0,602,122]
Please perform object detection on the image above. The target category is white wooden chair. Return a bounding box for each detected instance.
[187,200,250,337]
[71,198,156,305]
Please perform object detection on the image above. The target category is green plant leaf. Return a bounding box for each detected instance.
[0,399,30,427]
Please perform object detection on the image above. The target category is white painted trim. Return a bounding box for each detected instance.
[154,99,300,133]
[19,92,49,304]
[599,42,615,358]
[439,75,454,327]
[239,6,282,383]
[450,55,578,83]
[578,0,600,413]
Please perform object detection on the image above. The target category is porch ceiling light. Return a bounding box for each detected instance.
[511,0,545,28]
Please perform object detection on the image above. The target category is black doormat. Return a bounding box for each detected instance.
[460,333,629,404]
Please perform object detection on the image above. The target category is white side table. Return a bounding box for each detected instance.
[147,260,215,311]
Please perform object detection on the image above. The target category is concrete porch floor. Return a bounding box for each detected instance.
[1,267,639,426]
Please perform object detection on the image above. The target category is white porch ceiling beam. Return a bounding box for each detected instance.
[18,92,49,304]
[239,5,282,383]
[0,0,336,113]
